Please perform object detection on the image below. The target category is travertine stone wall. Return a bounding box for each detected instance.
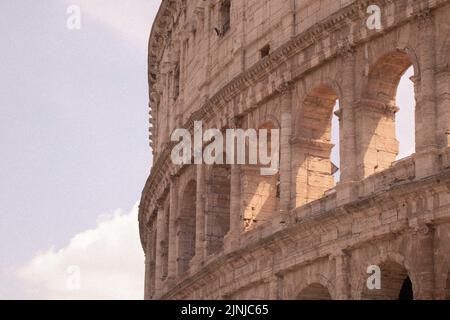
[205,165,231,255]
[141,0,450,300]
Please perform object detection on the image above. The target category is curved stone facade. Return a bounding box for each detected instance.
[140,0,450,299]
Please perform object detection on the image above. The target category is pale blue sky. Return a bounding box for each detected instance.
[0,0,414,299]
[0,0,160,298]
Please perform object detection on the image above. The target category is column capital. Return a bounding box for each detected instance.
[228,115,243,129]
[416,8,434,27]
[290,137,335,151]
[354,99,399,116]
[329,248,351,261]
[337,41,356,60]
[276,81,295,95]
[410,222,434,236]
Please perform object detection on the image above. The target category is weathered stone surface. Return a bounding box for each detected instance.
[140,0,450,300]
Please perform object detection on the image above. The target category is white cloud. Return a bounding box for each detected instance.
[65,0,161,49]
[17,203,145,300]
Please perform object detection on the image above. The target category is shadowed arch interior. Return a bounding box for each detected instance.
[293,85,340,206]
[177,180,197,275]
[366,51,414,102]
[206,165,231,255]
[357,50,415,178]
[362,261,413,300]
[242,121,280,231]
[296,283,332,300]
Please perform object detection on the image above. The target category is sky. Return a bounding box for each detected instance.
[0,0,415,300]
[0,0,161,299]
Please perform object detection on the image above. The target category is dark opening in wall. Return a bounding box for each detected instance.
[220,0,231,36]
[398,277,413,300]
[206,166,231,256]
[174,64,180,100]
[260,44,271,59]
[177,180,197,276]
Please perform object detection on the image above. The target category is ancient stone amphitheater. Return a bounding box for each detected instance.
[139,0,450,300]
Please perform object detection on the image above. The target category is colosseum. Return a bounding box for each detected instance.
[139,0,450,300]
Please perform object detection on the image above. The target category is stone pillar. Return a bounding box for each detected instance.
[238,0,246,72]
[416,10,437,152]
[411,224,435,300]
[193,164,206,269]
[282,0,296,38]
[170,41,180,133]
[167,175,179,285]
[143,249,152,300]
[268,274,282,300]
[336,45,358,205]
[279,84,293,217]
[414,10,439,179]
[338,47,357,183]
[154,202,165,297]
[354,99,399,178]
[433,223,450,299]
[291,138,335,209]
[436,66,450,149]
[224,164,242,252]
[334,252,351,300]
[145,216,157,299]
[176,37,187,128]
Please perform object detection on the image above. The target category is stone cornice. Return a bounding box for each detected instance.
[354,98,400,115]
[290,137,335,151]
[160,169,450,299]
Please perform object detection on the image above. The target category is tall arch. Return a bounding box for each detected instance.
[293,84,340,206]
[296,283,332,300]
[206,165,231,255]
[177,180,197,275]
[242,121,280,231]
[362,261,413,300]
[357,50,416,178]
[365,50,415,101]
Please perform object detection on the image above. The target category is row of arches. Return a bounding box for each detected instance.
[301,51,416,189]
[170,49,419,278]
[148,43,441,295]
[295,262,450,300]
[176,166,233,276]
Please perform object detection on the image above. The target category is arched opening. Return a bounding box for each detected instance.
[293,85,340,206]
[297,283,332,300]
[206,165,231,255]
[331,101,340,183]
[242,121,280,231]
[219,0,231,36]
[362,261,413,300]
[177,180,197,275]
[358,50,415,178]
